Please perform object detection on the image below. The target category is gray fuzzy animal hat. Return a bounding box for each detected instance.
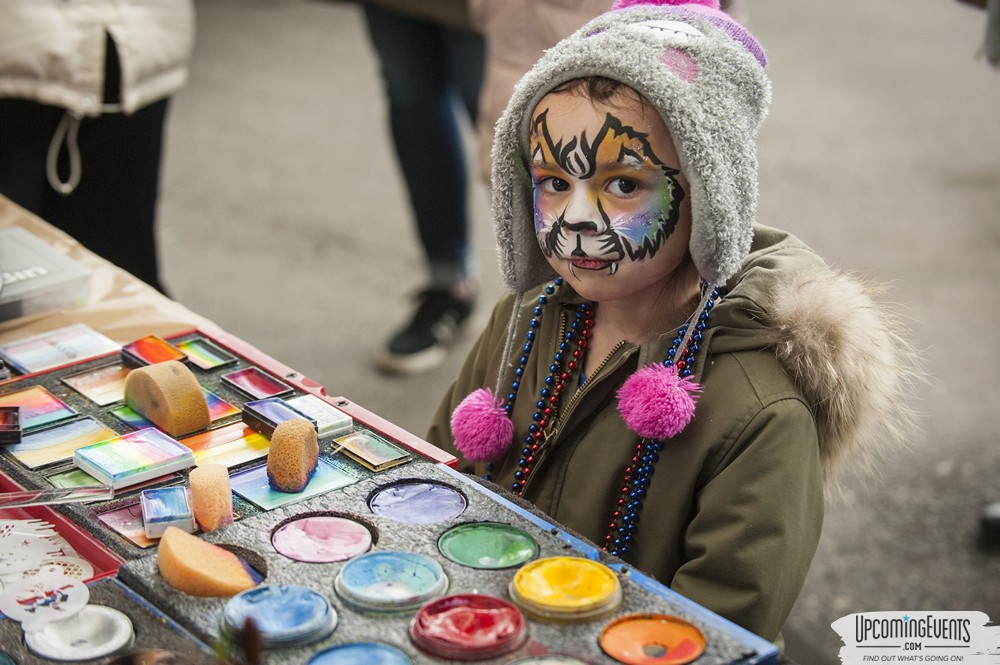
[491,0,771,291]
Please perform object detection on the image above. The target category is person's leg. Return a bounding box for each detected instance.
[362,4,477,286]
[363,5,484,372]
[0,100,61,212]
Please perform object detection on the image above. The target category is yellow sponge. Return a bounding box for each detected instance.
[189,464,234,532]
[157,526,256,597]
[266,418,318,493]
[124,360,210,437]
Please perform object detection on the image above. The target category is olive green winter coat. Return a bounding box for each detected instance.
[428,225,915,642]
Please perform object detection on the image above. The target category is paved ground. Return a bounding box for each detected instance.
[158,1,1000,662]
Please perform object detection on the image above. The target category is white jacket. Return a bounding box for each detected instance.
[0,0,195,116]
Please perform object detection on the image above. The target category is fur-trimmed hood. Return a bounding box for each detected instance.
[709,225,920,490]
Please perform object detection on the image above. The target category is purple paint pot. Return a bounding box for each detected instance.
[271,514,374,563]
[368,480,467,525]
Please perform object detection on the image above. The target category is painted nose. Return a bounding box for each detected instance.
[561,189,606,234]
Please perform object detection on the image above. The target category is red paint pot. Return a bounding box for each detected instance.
[409,593,528,661]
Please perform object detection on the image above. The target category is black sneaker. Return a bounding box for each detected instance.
[376,289,475,374]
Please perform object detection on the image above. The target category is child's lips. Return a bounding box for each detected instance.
[569,257,612,271]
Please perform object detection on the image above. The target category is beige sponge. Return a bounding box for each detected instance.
[266,418,318,493]
[189,464,234,532]
[157,526,256,597]
[124,360,210,437]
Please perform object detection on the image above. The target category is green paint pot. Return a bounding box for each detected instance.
[437,521,539,569]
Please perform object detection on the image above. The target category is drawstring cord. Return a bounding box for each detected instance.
[46,109,84,195]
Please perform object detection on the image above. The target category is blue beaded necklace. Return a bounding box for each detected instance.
[484,277,719,559]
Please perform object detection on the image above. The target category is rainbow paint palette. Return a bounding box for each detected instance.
[0,385,77,433]
[73,427,195,490]
[173,337,238,370]
[61,362,129,406]
[8,416,118,470]
[221,366,293,400]
[121,335,186,368]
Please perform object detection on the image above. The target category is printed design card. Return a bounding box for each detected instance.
[0,386,77,432]
[61,363,130,406]
[0,323,119,374]
[230,458,359,511]
[6,417,118,470]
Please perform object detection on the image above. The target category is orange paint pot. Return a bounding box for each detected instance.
[598,614,706,665]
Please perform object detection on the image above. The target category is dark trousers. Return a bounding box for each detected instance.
[0,97,170,294]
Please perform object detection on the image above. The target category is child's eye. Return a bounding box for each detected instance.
[607,178,640,195]
[536,176,570,194]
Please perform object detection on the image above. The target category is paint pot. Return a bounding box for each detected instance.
[110,650,199,665]
[368,480,466,524]
[598,614,706,665]
[307,642,412,665]
[221,584,336,648]
[437,522,538,569]
[24,605,134,661]
[271,514,374,563]
[508,657,588,665]
[334,550,448,613]
[409,593,528,661]
[509,556,622,622]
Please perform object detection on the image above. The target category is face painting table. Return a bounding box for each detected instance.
[0,196,782,665]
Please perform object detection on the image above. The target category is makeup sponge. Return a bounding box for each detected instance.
[266,418,318,493]
[189,464,234,532]
[124,360,210,437]
[157,526,256,597]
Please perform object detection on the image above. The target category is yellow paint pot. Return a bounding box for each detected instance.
[509,556,622,622]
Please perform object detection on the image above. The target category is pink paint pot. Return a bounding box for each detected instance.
[271,514,374,563]
[409,593,528,661]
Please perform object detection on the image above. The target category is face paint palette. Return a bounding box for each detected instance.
[139,486,195,539]
[367,479,467,524]
[0,386,77,433]
[271,513,374,563]
[221,366,293,400]
[61,362,129,406]
[333,550,448,613]
[242,397,317,437]
[333,431,411,472]
[222,584,336,649]
[0,326,777,665]
[409,593,529,660]
[437,521,539,569]
[599,614,707,665]
[72,428,196,490]
[173,337,238,370]
[0,407,21,445]
[8,417,118,470]
[120,335,187,368]
[510,556,623,622]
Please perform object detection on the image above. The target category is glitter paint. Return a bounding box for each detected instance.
[368,481,466,524]
[409,594,528,660]
[271,515,373,563]
[598,614,706,665]
[437,522,538,569]
[334,551,447,612]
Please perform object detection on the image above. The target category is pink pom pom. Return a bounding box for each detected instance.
[450,389,515,462]
[612,0,720,11]
[616,364,701,439]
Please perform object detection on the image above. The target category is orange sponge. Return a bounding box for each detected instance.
[157,526,256,597]
[124,360,210,437]
[266,418,318,493]
[189,464,234,532]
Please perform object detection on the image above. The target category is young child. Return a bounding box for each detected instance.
[426,0,917,643]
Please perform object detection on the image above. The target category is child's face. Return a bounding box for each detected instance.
[529,87,692,304]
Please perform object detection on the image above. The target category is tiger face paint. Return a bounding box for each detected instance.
[528,86,692,303]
